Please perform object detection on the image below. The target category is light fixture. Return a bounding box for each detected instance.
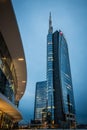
[2,57,6,60]
[21,92,23,94]
[22,80,26,83]
[18,58,24,61]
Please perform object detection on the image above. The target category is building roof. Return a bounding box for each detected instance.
[0,0,27,101]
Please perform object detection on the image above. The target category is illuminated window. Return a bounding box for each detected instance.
[48,42,52,44]
[48,56,53,61]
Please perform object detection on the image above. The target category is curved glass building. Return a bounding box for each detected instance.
[0,0,27,128]
[47,13,76,128]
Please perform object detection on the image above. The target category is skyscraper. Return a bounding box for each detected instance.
[34,13,76,128]
[47,13,76,128]
[47,12,54,121]
[34,81,47,122]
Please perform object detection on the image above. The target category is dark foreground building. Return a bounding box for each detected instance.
[47,13,76,128]
[0,0,27,129]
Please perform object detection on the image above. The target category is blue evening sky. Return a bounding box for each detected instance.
[12,0,87,124]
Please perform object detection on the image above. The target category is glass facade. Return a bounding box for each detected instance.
[34,81,47,121]
[0,69,14,103]
[59,31,75,118]
[47,33,54,120]
[0,32,18,128]
[52,30,76,127]
[47,13,54,121]
[0,32,16,103]
[47,13,75,128]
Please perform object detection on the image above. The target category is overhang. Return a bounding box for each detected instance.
[0,93,22,122]
[0,0,27,101]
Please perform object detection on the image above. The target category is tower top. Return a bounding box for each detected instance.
[49,12,51,24]
[48,12,53,33]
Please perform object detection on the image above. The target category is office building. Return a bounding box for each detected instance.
[34,81,47,122]
[47,13,76,128]
[0,0,27,128]
[47,12,54,121]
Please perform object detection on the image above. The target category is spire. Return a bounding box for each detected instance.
[49,12,52,28]
[48,12,53,33]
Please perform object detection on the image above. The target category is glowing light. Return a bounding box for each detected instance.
[22,80,26,83]
[18,58,24,61]
[60,31,63,35]
[21,92,23,94]
[2,57,6,60]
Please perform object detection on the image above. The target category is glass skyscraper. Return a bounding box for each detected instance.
[47,13,76,128]
[34,81,47,122]
[47,13,54,121]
